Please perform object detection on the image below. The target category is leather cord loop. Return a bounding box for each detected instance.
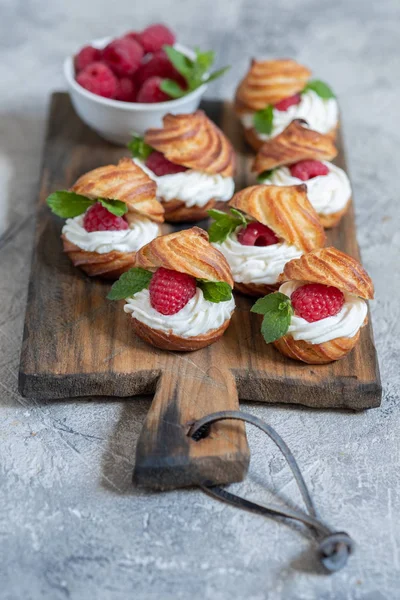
[188,410,354,573]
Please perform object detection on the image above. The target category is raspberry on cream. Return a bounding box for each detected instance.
[265,162,351,216]
[279,281,368,344]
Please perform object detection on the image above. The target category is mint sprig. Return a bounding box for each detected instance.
[257,168,277,183]
[207,208,249,244]
[108,267,232,305]
[99,198,127,217]
[197,280,232,303]
[251,292,293,343]
[302,79,335,99]
[160,46,230,99]
[253,105,274,135]
[46,191,94,218]
[46,191,127,219]
[107,268,153,301]
[128,135,154,161]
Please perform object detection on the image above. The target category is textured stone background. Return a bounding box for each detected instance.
[0,0,399,598]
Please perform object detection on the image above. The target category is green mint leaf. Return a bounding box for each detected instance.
[205,66,231,83]
[107,268,153,301]
[207,208,249,243]
[251,292,291,314]
[46,191,94,218]
[251,292,293,343]
[257,168,277,183]
[160,79,186,99]
[253,105,274,135]
[163,45,229,94]
[303,79,336,99]
[194,48,215,73]
[127,135,153,160]
[99,198,127,217]
[197,280,232,303]
[163,45,193,78]
[260,310,292,344]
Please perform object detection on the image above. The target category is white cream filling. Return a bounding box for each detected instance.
[264,162,351,215]
[133,158,234,208]
[124,288,235,338]
[213,231,303,285]
[240,90,339,140]
[62,213,159,254]
[280,281,367,344]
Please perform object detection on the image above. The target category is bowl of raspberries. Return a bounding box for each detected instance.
[64,23,229,145]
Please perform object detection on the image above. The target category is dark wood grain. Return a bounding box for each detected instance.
[19,93,381,488]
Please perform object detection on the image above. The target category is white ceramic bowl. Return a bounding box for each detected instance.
[64,38,207,145]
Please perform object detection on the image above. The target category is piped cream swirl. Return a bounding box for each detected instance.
[213,231,303,285]
[62,213,159,254]
[134,159,234,208]
[124,288,235,337]
[240,90,338,140]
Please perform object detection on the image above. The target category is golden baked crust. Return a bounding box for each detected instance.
[234,282,279,297]
[160,198,216,222]
[135,227,234,287]
[242,123,338,152]
[144,111,236,177]
[235,59,311,112]
[278,246,374,299]
[131,317,231,351]
[318,201,350,229]
[62,235,136,279]
[253,120,338,172]
[71,158,164,222]
[273,327,364,364]
[229,184,326,252]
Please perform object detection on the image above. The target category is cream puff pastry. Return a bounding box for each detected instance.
[46,158,164,279]
[209,184,325,297]
[251,247,374,364]
[107,227,235,351]
[234,59,338,151]
[130,111,236,222]
[253,120,351,228]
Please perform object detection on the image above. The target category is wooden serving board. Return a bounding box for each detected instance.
[19,93,381,489]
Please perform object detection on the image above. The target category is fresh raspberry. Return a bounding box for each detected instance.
[137,76,170,103]
[136,24,176,54]
[149,267,197,315]
[289,160,329,181]
[115,77,137,102]
[291,283,345,323]
[103,37,144,77]
[74,45,102,73]
[76,62,118,98]
[123,31,143,46]
[145,151,188,176]
[274,93,302,111]
[237,222,279,246]
[134,50,186,88]
[83,202,129,232]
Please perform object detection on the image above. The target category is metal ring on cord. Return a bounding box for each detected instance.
[188,410,354,573]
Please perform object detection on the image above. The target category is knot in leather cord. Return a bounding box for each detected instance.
[318,532,354,572]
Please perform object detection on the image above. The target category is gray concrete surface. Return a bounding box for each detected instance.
[0,0,399,598]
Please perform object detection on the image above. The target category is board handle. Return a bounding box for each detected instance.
[134,363,250,489]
